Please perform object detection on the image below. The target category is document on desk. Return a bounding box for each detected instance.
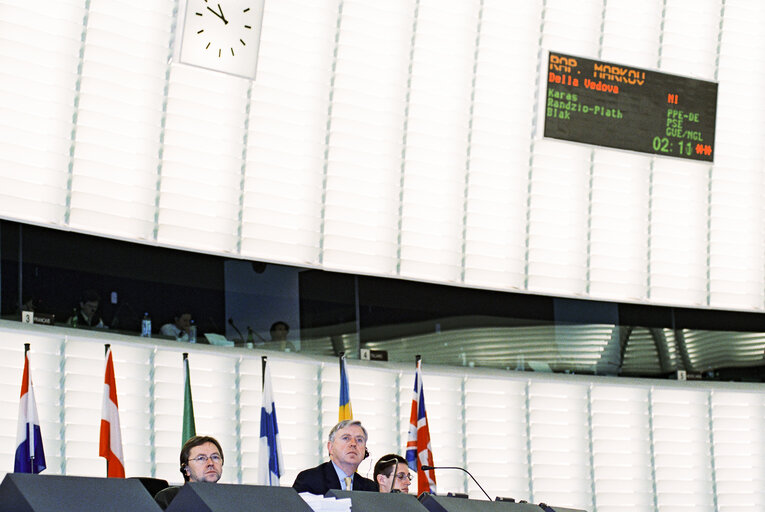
[298,493,352,512]
[204,333,235,346]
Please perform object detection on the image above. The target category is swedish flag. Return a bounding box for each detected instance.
[338,354,353,421]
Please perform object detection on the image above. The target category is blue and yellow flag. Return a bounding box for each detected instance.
[338,354,353,421]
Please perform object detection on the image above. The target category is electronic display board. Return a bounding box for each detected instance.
[543,51,718,162]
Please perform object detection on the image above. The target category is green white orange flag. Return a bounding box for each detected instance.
[182,352,196,444]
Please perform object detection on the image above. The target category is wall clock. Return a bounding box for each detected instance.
[179,0,265,79]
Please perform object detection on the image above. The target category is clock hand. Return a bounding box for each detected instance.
[206,4,228,24]
[218,4,228,25]
[206,6,223,21]
[217,4,228,23]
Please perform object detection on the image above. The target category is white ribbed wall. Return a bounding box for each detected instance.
[1,0,764,311]
[1,321,764,512]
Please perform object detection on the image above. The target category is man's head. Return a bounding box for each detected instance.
[79,289,100,318]
[269,321,289,341]
[21,295,40,312]
[327,420,368,474]
[374,454,411,493]
[180,435,224,483]
[174,312,192,331]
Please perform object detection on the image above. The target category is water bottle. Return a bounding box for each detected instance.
[70,308,79,328]
[141,312,152,337]
[188,321,197,343]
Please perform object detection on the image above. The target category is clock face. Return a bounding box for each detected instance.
[179,0,265,79]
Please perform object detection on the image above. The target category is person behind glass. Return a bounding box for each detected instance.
[264,320,296,352]
[154,435,224,510]
[160,311,192,341]
[16,295,41,317]
[373,454,411,494]
[292,419,379,494]
[68,289,104,328]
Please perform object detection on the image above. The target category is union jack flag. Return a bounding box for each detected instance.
[406,357,436,495]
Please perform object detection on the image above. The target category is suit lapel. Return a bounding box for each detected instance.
[324,461,342,491]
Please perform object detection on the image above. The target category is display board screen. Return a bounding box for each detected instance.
[543,51,718,162]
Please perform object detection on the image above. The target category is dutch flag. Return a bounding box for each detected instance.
[14,345,46,474]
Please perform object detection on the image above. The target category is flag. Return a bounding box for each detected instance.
[99,345,125,477]
[182,353,196,444]
[406,357,436,495]
[14,345,46,474]
[257,359,284,485]
[338,354,353,421]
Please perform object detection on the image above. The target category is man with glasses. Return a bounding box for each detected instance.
[154,435,224,510]
[293,420,379,494]
[373,454,411,494]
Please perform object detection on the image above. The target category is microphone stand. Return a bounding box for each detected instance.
[389,460,399,493]
[377,457,401,494]
[247,326,267,343]
[421,465,493,501]
[227,317,244,345]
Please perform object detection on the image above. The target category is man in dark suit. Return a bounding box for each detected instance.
[293,420,379,494]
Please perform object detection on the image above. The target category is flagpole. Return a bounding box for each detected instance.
[24,343,33,471]
[104,344,110,477]
[261,356,267,390]
[414,354,422,493]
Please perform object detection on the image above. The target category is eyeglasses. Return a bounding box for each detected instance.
[394,472,413,481]
[189,454,223,464]
[337,434,366,445]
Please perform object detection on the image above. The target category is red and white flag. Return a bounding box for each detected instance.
[99,346,125,477]
[406,357,436,494]
[14,345,46,474]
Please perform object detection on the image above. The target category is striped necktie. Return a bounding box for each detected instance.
[344,476,353,490]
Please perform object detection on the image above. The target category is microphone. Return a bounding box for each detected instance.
[421,465,493,501]
[228,317,244,342]
[390,469,400,494]
[386,458,399,493]
[376,456,401,493]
